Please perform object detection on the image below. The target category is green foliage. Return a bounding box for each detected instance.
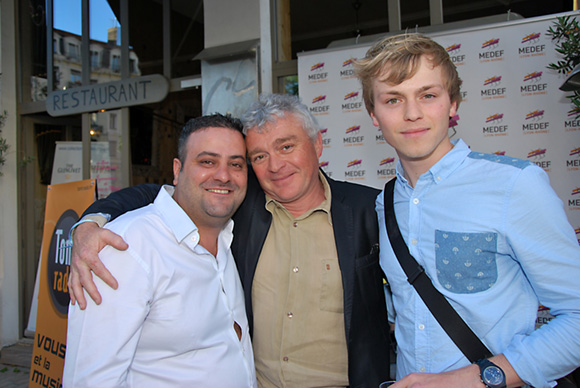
[547,16,580,118]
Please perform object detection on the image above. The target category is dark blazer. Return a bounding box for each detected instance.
[232,170,391,388]
[82,170,391,387]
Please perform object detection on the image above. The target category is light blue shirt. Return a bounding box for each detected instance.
[377,139,580,388]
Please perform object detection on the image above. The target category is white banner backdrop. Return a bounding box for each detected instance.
[298,11,580,244]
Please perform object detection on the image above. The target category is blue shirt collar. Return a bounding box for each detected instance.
[395,138,470,187]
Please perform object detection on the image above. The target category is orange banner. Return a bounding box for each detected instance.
[29,180,96,388]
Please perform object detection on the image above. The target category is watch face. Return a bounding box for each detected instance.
[482,366,504,386]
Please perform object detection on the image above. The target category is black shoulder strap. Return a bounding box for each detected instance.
[383,178,492,363]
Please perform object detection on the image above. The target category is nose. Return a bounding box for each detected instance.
[267,154,284,172]
[404,99,423,121]
[213,163,231,183]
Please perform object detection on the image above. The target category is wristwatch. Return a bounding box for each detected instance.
[476,359,506,388]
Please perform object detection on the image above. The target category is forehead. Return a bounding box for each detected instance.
[247,114,307,141]
[375,56,445,90]
[187,127,246,153]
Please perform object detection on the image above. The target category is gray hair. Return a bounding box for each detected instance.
[241,94,320,142]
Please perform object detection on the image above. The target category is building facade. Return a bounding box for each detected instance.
[0,0,575,349]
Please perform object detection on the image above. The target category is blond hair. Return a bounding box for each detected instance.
[354,33,461,113]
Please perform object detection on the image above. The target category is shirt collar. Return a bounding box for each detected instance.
[265,170,333,224]
[154,185,234,245]
[396,138,470,186]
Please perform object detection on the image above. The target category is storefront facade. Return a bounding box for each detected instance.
[0,0,574,348]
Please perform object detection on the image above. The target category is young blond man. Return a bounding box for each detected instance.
[355,33,580,388]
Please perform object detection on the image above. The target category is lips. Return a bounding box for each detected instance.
[269,172,295,184]
[401,127,429,137]
[207,188,231,194]
[203,183,238,195]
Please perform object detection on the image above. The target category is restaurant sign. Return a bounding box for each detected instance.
[46,74,169,116]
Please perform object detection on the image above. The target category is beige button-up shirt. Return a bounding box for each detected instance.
[251,174,348,387]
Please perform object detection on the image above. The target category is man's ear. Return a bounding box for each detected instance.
[172,158,181,186]
[449,100,458,118]
[315,131,323,158]
[370,111,380,127]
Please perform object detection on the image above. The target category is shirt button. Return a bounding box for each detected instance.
[420,366,426,372]
[411,239,418,245]
[293,222,298,227]
[436,176,442,181]
[413,198,420,205]
[283,356,289,362]
[287,312,293,318]
[418,324,425,330]
[293,266,299,273]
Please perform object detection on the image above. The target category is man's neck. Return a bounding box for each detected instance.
[196,225,223,258]
[401,160,429,188]
[281,178,326,218]
[400,142,454,188]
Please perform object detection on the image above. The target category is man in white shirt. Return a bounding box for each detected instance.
[63,114,257,388]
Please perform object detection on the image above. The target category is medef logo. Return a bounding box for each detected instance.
[519,33,545,57]
[319,161,332,177]
[345,159,365,180]
[320,128,332,148]
[342,91,363,112]
[376,126,386,144]
[47,209,78,316]
[377,157,397,179]
[521,71,547,95]
[569,187,580,210]
[446,43,465,65]
[308,62,328,83]
[481,75,506,99]
[310,95,330,115]
[527,148,551,171]
[340,58,357,79]
[343,125,364,146]
[483,113,508,136]
[566,146,580,171]
[564,107,580,132]
[479,38,504,62]
[522,109,549,134]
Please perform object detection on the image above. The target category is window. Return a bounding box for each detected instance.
[111,55,120,72]
[70,70,81,86]
[68,43,79,60]
[91,51,100,68]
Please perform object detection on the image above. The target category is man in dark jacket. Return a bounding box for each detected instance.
[69,94,391,387]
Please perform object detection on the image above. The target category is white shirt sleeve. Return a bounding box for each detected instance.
[63,245,152,388]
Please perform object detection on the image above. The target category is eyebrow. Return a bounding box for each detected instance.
[247,135,298,157]
[379,84,443,96]
[273,135,298,146]
[196,151,246,161]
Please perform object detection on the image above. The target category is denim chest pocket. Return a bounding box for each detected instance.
[435,230,498,294]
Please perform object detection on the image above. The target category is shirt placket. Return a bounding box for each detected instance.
[279,216,300,383]
[407,179,431,373]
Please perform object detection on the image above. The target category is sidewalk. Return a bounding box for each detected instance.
[0,339,32,388]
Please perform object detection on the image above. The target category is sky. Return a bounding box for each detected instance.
[53,0,118,43]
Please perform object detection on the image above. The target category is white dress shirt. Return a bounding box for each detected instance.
[63,185,257,388]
